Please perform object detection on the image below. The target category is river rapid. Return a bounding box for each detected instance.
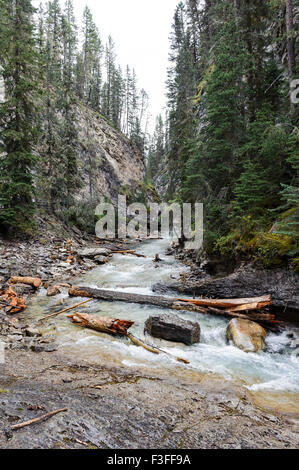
[23,238,299,415]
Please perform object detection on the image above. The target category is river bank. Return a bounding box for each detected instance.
[0,236,298,449]
[0,348,298,449]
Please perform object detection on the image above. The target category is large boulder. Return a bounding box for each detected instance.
[226,319,266,353]
[145,314,200,345]
[79,248,111,259]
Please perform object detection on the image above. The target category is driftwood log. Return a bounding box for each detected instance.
[68,287,278,328]
[68,312,134,335]
[10,276,42,288]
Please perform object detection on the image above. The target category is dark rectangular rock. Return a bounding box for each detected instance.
[145,314,200,345]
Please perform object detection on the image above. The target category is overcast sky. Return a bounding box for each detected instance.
[35,0,179,130]
[73,0,179,127]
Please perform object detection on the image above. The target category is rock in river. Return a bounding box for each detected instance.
[94,255,109,265]
[226,319,266,353]
[47,285,61,297]
[145,314,200,345]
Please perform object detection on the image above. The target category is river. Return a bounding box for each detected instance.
[23,238,299,415]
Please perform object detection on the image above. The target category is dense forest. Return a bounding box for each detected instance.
[0,0,298,272]
[148,0,298,270]
[0,0,149,233]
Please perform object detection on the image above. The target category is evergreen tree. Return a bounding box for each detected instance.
[0,0,41,233]
[82,6,102,110]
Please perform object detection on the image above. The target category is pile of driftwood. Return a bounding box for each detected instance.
[68,286,278,330]
[0,277,42,314]
[0,286,27,314]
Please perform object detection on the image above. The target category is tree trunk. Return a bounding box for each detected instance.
[286,0,296,113]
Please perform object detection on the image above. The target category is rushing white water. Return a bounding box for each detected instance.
[25,238,299,407]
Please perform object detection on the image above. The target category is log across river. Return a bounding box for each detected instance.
[68,286,277,328]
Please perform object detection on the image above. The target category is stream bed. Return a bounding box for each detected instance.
[23,238,299,414]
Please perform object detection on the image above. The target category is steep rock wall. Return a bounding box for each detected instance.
[76,106,145,205]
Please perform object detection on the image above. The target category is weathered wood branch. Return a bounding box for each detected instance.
[69,286,175,308]
[8,408,68,432]
[38,298,93,323]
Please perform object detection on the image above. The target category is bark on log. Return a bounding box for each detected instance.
[69,286,175,308]
[10,277,42,288]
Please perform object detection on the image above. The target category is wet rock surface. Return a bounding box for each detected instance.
[226,319,267,353]
[0,232,138,308]
[145,314,200,345]
[0,350,298,449]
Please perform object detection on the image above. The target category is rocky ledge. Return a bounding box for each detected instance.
[153,259,299,323]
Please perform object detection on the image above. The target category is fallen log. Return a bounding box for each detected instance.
[68,286,278,327]
[176,295,272,309]
[69,286,175,308]
[172,302,280,328]
[68,312,134,335]
[10,276,42,288]
[68,312,189,364]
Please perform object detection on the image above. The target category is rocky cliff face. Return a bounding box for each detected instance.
[76,106,145,206]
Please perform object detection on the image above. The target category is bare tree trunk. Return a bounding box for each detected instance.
[286,0,296,113]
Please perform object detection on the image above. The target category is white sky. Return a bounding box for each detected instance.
[73,0,179,129]
[35,0,179,130]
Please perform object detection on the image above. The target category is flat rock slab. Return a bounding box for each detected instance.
[79,248,111,258]
[145,314,200,345]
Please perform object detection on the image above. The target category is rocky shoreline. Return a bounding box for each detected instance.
[0,227,140,355]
